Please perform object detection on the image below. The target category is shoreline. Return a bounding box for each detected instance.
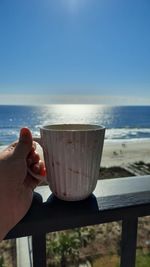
[1,139,150,168]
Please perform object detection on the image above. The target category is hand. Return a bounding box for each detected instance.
[0,128,45,240]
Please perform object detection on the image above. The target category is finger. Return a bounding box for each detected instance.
[26,161,46,189]
[0,141,18,160]
[27,142,37,159]
[27,151,40,167]
[32,141,37,151]
[24,175,40,190]
[30,160,46,177]
[14,128,33,159]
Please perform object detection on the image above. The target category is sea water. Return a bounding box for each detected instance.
[0,104,150,146]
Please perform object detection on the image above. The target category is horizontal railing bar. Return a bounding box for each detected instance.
[6,202,150,239]
[5,175,150,239]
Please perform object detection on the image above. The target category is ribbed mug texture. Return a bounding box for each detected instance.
[41,125,105,201]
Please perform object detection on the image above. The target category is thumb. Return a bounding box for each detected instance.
[14,128,33,159]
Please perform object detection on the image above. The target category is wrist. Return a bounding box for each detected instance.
[0,205,12,241]
[0,222,9,241]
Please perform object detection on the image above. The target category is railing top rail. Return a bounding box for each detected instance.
[6,175,150,240]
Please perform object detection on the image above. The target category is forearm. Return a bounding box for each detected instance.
[0,190,12,241]
[0,196,13,241]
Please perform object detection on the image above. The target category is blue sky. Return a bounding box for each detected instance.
[0,0,150,104]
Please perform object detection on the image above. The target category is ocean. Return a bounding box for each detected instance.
[0,104,150,146]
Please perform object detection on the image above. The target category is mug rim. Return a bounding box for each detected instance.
[40,124,105,132]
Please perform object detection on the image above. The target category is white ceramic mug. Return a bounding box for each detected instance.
[31,124,105,201]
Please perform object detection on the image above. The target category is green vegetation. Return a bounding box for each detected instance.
[0,256,4,267]
[47,227,150,267]
[47,227,96,267]
[93,255,119,267]
[136,250,150,267]
[93,250,150,267]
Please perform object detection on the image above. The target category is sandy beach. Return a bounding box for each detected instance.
[101,139,150,167]
[1,139,150,168]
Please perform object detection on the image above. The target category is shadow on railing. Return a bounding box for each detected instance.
[5,175,150,267]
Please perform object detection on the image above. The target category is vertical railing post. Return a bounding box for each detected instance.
[32,234,46,267]
[120,217,138,267]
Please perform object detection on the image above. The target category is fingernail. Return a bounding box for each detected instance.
[20,128,32,145]
[20,128,30,138]
[40,167,46,177]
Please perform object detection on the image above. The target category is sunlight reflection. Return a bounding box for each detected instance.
[39,104,112,126]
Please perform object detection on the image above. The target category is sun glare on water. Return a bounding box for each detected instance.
[41,104,107,126]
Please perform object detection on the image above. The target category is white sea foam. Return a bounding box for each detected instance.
[1,125,150,148]
[105,128,150,140]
